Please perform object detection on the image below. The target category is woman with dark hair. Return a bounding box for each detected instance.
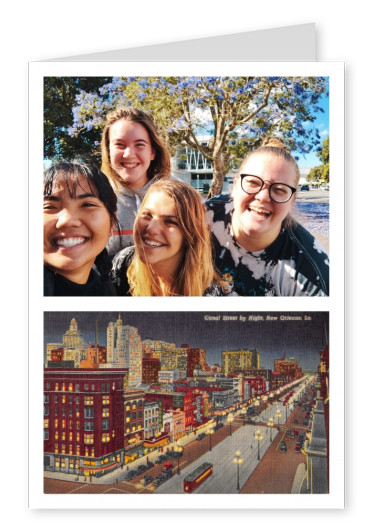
[111,180,223,296]
[206,137,329,296]
[101,106,171,257]
[43,158,119,296]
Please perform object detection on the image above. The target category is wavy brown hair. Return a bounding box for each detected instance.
[100,107,171,191]
[127,180,220,296]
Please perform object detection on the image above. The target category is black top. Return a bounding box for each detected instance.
[206,194,329,296]
[44,266,117,296]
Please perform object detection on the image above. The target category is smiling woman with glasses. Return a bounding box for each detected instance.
[206,137,329,296]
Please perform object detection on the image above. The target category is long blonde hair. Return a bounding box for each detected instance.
[127,180,218,296]
[100,107,171,192]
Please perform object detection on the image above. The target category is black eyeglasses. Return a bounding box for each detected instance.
[240,174,296,203]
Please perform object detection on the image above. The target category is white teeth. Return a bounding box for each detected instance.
[144,239,164,247]
[250,207,270,215]
[56,237,86,247]
[122,163,138,168]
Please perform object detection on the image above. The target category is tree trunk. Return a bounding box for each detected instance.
[207,152,229,199]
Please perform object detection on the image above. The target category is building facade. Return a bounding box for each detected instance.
[44,367,127,477]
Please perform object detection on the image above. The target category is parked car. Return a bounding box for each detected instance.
[140,474,153,485]
[197,433,206,441]
[124,469,137,481]
[137,464,148,474]
[300,184,309,191]
[171,451,183,458]
[152,474,166,486]
[279,442,287,453]
[162,462,173,472]
[295,443,301,453]
[155,455,167,464]
[146,461,154,469]
[162,468,173,479]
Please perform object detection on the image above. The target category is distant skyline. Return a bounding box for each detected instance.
[44,311,328,371]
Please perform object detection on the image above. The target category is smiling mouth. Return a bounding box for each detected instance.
[143,239,165,248]
[54,237,88,248]
[248,206,271,218]
[121,162,139,169]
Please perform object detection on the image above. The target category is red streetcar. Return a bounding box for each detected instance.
[183,462,213,493]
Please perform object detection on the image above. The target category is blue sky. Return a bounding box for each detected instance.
[294,93,329,170]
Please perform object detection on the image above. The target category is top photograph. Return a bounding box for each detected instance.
[43,75,329,297]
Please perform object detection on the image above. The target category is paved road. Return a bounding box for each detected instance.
[296,189,329,203]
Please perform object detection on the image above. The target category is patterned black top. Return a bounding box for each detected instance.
[206,194,329,297]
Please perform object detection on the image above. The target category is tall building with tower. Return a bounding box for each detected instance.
[106,315,142,387]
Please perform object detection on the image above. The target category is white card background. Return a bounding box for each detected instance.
[29,60,344,510]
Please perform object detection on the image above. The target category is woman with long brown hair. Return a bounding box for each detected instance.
[101,106,171,257]
[111,180,223,296]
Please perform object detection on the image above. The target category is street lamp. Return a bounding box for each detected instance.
[233,451,243,491]
[253,399,260,417]
[255,429,263,460]
[241,407,246,426]
[228,413,234,436]
[285,400,291,422]
[267,417,273,442]
[206,428,214,451]
[174,445,182,475]
[276,409,282,430]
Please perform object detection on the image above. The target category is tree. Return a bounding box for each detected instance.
[44,77,112,161]
[52,76,329,197]
[307,136,329,183]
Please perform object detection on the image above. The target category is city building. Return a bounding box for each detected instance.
[44,367,127,478]
[142,356,161,384]
[158,369,186,383]
[124,389,145,454]
[107,315,142,387]
[187,348,206,377]
[63,318,86,350]
[274,355,304,380]
[143,400,159,440]
[221,349,260,375]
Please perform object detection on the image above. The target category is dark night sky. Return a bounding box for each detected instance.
[44,311,328,370]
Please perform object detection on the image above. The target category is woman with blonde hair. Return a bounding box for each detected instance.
[206,137,329,296]
[111,180,223,296]
[101,106,171,257]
